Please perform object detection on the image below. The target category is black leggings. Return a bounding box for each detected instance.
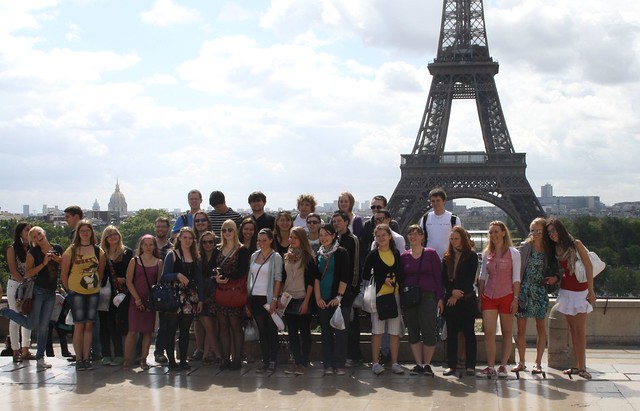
[216,312,244,366]
[250,296,279,364]
[164,312,194,365]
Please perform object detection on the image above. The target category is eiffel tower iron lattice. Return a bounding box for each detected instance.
[387,0,544,236]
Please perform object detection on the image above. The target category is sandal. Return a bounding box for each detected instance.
[577,369,592,380]
[563,367,579,375]
[511,362,526,372]
[13,350,22,363]
[531,363,543,374]
[140,361,150,370]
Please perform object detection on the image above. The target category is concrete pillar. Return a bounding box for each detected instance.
[547,303,574,369]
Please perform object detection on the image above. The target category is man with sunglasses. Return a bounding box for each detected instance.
[360,195,400,266]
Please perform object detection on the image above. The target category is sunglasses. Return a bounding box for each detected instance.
[530,229,543,235]
[370,205,384,210]
[195,218,208,223]
[201,240,215,245]
[375,217,387,223]
[221,228,234,234]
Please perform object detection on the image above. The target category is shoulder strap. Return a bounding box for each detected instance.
[422,213,428,239]
[93,245,100,259]
[450,214,457,228]
[181,214,189,227]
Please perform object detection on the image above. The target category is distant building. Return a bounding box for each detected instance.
[92,199,100,211]
[23,204,29,217]
[108,180,128,216]
[541,183,553,198]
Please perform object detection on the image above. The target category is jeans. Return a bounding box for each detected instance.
[6,278,32,350]
[0,286,55,360]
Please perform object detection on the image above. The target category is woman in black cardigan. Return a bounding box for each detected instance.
[361,223,404,375]
[441,226,479,376]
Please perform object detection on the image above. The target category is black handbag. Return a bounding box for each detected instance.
[376,284,398,320]
[400,285,421,309]
[148,283,180,312]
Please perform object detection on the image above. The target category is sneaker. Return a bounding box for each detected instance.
[423,364,433,376]
[391,363,404,375]
[372,363,384,375]
[256,362,269,373]
[323,367,334,375]
[294,364,305,375]
[284,365,297,375]
[101,357,112,366]
[497,365,508,378]
[180,362,191,371]
[267,361,277,372]
[36,359,52,370]
[345,359,357,368]
[335,368,346,376]
[111,357,124,366]
[466,368,476,376]
[188,349,203,361]
[443,368,456,376]
[84,360,94,371]
[409,365,424,375]
[476,366,496,378]
[155,354,168,364]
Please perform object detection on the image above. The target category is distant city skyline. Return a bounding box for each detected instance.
[1,1,638,214]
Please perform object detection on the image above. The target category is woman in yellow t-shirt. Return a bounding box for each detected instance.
[61,220,106,371]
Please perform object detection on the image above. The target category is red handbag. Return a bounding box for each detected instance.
[215,277,248,308]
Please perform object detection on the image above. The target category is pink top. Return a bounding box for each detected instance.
[479,247,521,299]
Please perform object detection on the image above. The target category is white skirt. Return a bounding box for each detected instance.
[556,288,593,316]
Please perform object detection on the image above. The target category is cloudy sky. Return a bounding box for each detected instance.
[1,0,638,215]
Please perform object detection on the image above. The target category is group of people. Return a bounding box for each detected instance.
[1,188,596,379]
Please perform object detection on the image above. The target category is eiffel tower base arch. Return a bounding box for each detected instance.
[387,152,545,236]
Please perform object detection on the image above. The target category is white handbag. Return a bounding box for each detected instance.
[362,276,377,313]
[575,250,606,283]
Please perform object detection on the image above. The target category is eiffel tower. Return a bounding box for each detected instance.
[387,0,544,236]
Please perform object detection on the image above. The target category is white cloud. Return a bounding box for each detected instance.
[141,0,200,27]
[143,74,178,85]
[218,2,255,22]
[65,22,81,41]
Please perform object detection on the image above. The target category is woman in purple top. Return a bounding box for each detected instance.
[400,224,443,377]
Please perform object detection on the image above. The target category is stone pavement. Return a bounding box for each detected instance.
[0,346,638,411]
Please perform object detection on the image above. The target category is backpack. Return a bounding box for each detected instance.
[181,214,189,227]
[421,212,457,241]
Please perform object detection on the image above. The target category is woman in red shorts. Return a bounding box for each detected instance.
[477,221,521,378]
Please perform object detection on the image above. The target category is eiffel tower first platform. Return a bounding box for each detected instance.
[387,0,544,236]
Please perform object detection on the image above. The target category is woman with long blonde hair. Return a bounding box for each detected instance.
[98,225,133,366]
[476,221,521,378]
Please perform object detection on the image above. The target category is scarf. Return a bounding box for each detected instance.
[556,240,577,276]
[317,240,339,260]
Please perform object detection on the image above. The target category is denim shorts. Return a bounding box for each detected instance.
[67,291,100,323]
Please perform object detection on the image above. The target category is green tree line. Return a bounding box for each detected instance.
[1,213,639,296]
[0,209,169,292]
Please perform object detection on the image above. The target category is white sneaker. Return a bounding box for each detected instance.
[372,363,384,375]
[391,363,404,374]
[36,359,52,370]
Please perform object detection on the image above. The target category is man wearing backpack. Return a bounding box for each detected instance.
[171,189,203,240]
[418,188,462,260]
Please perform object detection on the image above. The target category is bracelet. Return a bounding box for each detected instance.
[335,295,343,302]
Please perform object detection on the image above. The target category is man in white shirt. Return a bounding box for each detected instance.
[418,188,461,260]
